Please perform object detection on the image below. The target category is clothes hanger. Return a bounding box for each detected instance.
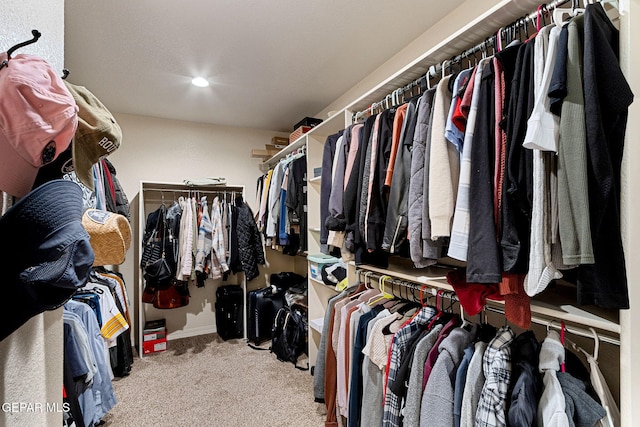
[441,59,450,79]
[426,65,437,90]
[553,0,584,26]
[536,5,545,31]
[495,28,504,52]
[426,289,445,329]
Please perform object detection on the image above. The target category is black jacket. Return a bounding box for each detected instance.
[235,200,265,281]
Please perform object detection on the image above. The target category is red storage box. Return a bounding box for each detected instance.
[143,337,167,354]
[289,126,312,143]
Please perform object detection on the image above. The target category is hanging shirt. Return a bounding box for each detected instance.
[383,97,420,253]
[537,330,570,427]
[448,59,489,261]
[195,196,213,276]
[461,341,488,427]
[65,299,118,421]
[428,74,457,240]
[557,15,595,266]
[524,26,565,297]
[210,196,229,277]
[408,88,439,268]
[475,325,515,427]
[402,323,443,427]
[577,2,634,309]
[382,306,437,427]
[445,69,473,152]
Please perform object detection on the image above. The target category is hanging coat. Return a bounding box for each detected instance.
[236,201,265,281]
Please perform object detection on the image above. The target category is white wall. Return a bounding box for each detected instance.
[0,1,65,425]
[108,113,279,205]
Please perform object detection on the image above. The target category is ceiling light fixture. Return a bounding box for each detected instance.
[191,77,210,88]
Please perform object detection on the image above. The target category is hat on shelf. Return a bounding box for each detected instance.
[0,52,78,198]
[82,209,131,266]
[64,81,122,190]
[0,179,94,341]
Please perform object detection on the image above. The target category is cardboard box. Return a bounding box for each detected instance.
[271,136,289,146]
[289,126,312,143]
[143,337,167,354]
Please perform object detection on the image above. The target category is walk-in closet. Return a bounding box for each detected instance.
[1,0,639,426]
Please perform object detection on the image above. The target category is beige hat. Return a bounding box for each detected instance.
[64,81,122,189]
[82,209,131,266]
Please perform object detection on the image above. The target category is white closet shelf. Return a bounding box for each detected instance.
[309,276,327,286]
[309,176,322,183]
[310,318,324,333]
[310,227,321,232]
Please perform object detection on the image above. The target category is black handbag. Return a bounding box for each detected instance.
[143,257,172,286]
[141,204,172,303]
[140,204,166,269]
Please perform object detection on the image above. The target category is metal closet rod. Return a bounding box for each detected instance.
[355,268,620,346]
[357,269,458,302]
[353,0,574,120]
[143,187,243,194]
[483,305,620,346]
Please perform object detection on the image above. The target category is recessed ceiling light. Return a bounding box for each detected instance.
[191,77,210,88]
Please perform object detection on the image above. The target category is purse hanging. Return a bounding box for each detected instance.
[140,204,166,269]
[142,204,170,303]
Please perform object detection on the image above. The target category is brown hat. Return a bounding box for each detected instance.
[82,209,131,266]
[64,81,121,189]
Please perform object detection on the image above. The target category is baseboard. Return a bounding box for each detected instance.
[167,325,217,341]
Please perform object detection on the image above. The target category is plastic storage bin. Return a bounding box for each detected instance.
[307,254,340,282]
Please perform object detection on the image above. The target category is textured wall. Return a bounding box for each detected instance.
[0,1,65,426]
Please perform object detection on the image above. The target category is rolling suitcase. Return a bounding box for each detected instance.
[215,285,244,340]
[247,286,285,345]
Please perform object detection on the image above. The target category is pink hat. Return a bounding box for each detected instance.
[0,52,78,197]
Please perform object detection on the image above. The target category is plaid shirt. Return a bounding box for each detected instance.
[475,326,515,427]
[382,306,437,427]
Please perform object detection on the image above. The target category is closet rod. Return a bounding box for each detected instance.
[356,269,620,346]
[483,305,621,346]
[357,269,457,302]
[143,187,243,194]
[352,0,574,121]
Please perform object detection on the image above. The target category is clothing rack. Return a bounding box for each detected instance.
[352,0,577,121]
[357,269,458,305]
[355,268,620,346]
[142,184,245,203]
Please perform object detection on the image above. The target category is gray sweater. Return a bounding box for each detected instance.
[408,87,440,267]
[403,324,444,427]
[420,326,476,427]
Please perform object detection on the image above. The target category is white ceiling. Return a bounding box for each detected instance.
[64,0,465,133]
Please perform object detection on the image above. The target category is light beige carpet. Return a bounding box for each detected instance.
[101,334,326,427]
